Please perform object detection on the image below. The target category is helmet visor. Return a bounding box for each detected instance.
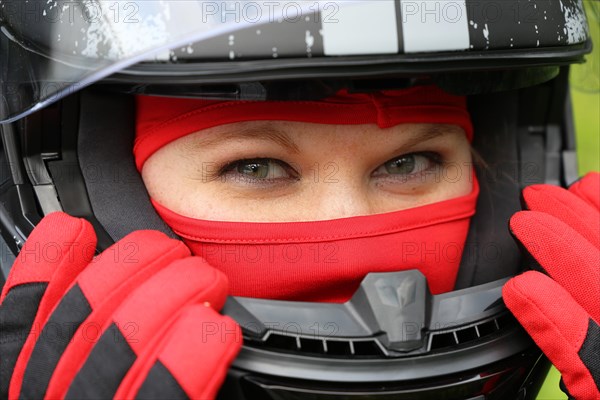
[2,0,358,123]
[0,0,591,123]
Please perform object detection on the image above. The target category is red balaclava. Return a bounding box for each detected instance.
[134,86,478,303]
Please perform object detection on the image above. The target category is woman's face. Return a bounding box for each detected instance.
[142,121,473,222]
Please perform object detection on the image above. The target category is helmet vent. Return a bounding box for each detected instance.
[263,333,299,351]
[260,333,387,358]
[428,313,518,352]
[247,313,518,357]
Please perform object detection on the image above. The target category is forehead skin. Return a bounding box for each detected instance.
[141,121,473,222]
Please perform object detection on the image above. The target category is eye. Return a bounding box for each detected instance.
[373,152,441,178]
[222,158,297,181]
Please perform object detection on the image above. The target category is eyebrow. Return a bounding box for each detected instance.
[399,124,455,149]
[188,122,456,155]
[190,123,300,154]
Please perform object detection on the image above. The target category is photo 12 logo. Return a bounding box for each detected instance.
[199,1,340,24]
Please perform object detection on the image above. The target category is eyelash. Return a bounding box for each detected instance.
[217,152,444,184]
[373,151,444,180]
[218,158,299,183]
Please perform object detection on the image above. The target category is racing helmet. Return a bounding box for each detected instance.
[0,1,594,399]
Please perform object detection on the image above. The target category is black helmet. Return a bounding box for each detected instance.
[0,1,593,399]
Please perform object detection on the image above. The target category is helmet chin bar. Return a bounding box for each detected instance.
[221,271,545,399]
[227,270,509,358]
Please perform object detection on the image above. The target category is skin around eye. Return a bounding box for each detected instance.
[141,121,473,222]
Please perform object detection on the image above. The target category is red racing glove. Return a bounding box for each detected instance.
[503,172,600,400]
[0,212,242,399]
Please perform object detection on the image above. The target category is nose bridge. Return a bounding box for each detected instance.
[312,163,372,219]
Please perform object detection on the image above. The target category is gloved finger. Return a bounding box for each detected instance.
[0,212,96,303]
[503,271,600,400]
[569,172,600,211]
[510,211,600,322]
[14,230,190,400]
[522,183,599,247]
[0,212,96,399]
[114,257,230,400]
[62,256,228,400]
[125,305,242,400]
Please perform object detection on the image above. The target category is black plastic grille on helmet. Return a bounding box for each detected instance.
[245,312,519,358]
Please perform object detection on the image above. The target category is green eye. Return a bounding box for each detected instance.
[384,155,417,175]
[226,158,294,181]
[374,152,441,178]
[237,160,271,179]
